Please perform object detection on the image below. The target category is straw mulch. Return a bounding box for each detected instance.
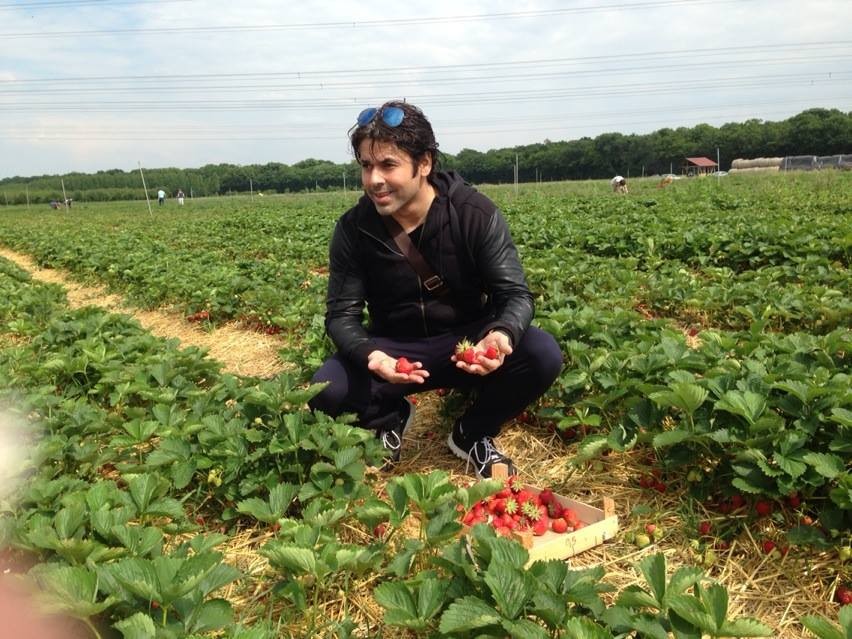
[1,247,844,636]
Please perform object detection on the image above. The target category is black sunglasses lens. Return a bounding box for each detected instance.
[357,107,378,126]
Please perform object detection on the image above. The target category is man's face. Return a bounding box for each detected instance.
[358,139,432,217]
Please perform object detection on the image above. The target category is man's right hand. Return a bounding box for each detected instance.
[367,350,429,384]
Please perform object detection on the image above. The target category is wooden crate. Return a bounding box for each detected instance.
[489,464,618,565]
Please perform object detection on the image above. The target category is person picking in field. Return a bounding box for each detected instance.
[309,101,562,479]
[611,175,628,194]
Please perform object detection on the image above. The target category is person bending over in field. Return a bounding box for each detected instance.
[309,101,562,479]
[610,175,628,194]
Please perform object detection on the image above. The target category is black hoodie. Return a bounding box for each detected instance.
[325,170,534,366]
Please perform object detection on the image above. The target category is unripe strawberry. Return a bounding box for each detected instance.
[634,533,652,548]
[703,548,717,567]
[839,547,852,562]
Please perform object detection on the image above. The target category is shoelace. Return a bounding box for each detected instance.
[467,437,502,474]
[381,429,402,451]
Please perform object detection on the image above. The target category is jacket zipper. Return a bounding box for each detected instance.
[418,279,429,336]
[361,227,431,336]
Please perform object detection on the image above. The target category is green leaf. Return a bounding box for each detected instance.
[114,612,157,639]
[803,452,845,479]
[649,382,707,416]
[438,596,502,633]
[126,474,159,512]
[374,582,418,621]
[574,434,609,462]
[616,586,661,610]
[636,553,667,605]
[561,616,615,639]
[29,564,116,619]
[269,483,298,515]
[715,390,767,426]
[701,583,728,632]
[667,594,715,633]
[500,617,550,639]
[666,567,704,598]
[109,557,163,602]
[773,451,808,479]
[260,543,317,576]
[801,615,843,639]
[717,617,774,637]
[187,598,233,634]
[829,407,852,428]
[652,429,691,448]
[484,563,528,619]
[415,577,448,621]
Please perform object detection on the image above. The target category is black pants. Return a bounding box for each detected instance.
[309,324,563,440]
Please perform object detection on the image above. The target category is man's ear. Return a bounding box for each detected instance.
[418,153,433,177]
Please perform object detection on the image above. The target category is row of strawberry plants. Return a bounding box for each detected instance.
[536,303,852,539]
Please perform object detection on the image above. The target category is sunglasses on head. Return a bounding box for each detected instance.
[356,105,405,128]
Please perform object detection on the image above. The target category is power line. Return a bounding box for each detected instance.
[1,54,848,96]
[1,70,847,112]
[2,40,848,86]
[0,0,192,8]
[0,0,749,38]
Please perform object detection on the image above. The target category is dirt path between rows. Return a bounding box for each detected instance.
[0,247,289,378]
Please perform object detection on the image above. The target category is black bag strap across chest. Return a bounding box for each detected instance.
[381,214,450,297]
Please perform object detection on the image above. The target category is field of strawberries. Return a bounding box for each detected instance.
[0,171,849,638]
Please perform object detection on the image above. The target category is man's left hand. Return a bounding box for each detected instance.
[452,330,513,376]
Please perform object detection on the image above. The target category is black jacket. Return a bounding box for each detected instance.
[325,171,534,366]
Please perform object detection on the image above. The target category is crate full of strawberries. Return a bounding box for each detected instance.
[460,464,618,564]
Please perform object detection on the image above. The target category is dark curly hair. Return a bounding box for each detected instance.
[350,101,440,177]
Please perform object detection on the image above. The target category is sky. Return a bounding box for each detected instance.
[0,0,850,179]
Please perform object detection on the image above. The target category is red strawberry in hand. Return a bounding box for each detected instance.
[395,357,414,374]
[484,345,499,359]
[455,339,478,365]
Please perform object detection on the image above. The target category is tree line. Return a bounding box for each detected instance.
[1,108,849,205]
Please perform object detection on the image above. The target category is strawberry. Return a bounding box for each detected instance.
[547,502,563,519]
[532,514,550,536]
[484,345,499,359]
[698,520,712,536]
[755,500,773,517]
[455,339,478,365]
[645,523,657,535]
[787,492,802,508]
[504,498,519,516]
[761,539,776,554]
[551,517,568,534]
[562,508,579,526]
[395,357,414,374]
[836,585,852,605]
[573,521,586,530]
[730,494,746,509]
[373,523,388,538]
[538,489,555,505]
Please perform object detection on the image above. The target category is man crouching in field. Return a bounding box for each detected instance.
[611,175,628,194]
[309,100,562,479]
